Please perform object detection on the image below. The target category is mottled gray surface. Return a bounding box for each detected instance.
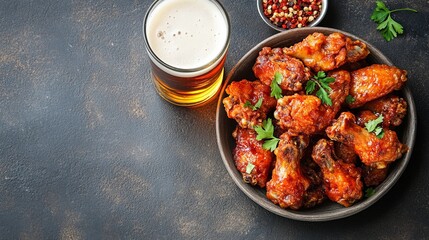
[0,0,428,239]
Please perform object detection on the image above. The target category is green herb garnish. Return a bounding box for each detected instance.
[305,71,335,106]
[371,1,417,41]
[365,187,376,198]
[346,95,355,104]
[244,98,263,111]
[270,72,283,100]
[365,115,385,139]
[246,163,255,174]
[254,118,280,152]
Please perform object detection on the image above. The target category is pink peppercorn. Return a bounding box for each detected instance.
[262,0,322,29]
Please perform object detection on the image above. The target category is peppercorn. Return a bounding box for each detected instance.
[261,0,322,30]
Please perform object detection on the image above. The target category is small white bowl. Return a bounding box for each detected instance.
[257,0,328,31]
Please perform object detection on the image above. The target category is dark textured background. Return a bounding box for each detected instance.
[0,0,428,239]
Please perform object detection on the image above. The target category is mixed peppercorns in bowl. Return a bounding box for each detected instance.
[257,0,327,31]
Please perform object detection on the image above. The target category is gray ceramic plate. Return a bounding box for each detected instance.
[216,27,416,221]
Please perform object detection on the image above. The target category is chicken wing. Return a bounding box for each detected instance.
[253,47,311,92]
[274,70,350,135]
[283,32,369,72]
[266,133,310,210]
[311,139,363,207]
[348,64,407,108]
[223,79,277,128]
[232,126,274,188]
[361,95,407,128]
[326,112,407,169]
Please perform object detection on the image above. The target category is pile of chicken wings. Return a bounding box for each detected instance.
[223,32,408,209]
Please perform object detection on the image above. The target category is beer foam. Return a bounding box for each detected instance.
[145,0,229,73]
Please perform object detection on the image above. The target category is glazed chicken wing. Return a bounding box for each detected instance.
[253,47,311,92]
[362,95,407,128]
[326,112,407,169]
[266,133,310,210]
[223,79,277,128]
[311,139,363,207]
[274,70,350,135]
[232,126,274,188]
[348,64,407,108]
[283,32,369,72]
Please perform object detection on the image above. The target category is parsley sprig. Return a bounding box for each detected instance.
[254,118,279,152]
[246,163,255,174]
[244,98,263,110]
[371,1,417,42]
[345,95,355,105]
[365,115,385,139]
[270,72,283,100]
[305,71,335,106]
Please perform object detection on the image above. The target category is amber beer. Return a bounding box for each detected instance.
[143,0,230,107]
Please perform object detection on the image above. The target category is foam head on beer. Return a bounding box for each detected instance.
[145,0,229,77]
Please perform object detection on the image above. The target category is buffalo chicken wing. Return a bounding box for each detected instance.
[223,79,277,128]
[348,64,407,108]
[312,139,363,207]
[232,127,274,188]
[283,32,369,72]
[274,70,351,135]
[266,133,310,210]
[326,112,407,169]
[253,47,311,92]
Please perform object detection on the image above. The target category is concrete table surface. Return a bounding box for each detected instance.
[1,0,428,239]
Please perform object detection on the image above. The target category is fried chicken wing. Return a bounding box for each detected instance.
[283,32,369,72]
[223,79,277,128]
[326,112,407,169]
[253,47,311,92]
[362,95,407,128]
[274,70,351,135]
[266,133,310,210]
[232,126,274,188]
[348,64,407,108]
[311,139,363,207]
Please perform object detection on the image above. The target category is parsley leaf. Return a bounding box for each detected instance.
[270,72,283,100]
[305,71,335,106]
[346,95,355,104]
[244,98,263,111]
[254,118,280,152]
[365,115,385,138]
[365,187,376,198]
[246,163,255,174]
[371,1,417,41]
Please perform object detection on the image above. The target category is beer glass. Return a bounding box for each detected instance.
[143,0,230,107]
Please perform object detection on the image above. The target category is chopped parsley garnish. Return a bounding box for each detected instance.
[244,98,263,110]
[371,1,417,41]
[270,72,283,100]
[346,95,355,104]
[365,115,385,139]
[254,118,280,152]
[365,187,376,198]
[305,71,335,106]
[246,163,255,174]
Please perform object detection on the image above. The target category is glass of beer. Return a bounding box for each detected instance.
[143,0,230,107]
